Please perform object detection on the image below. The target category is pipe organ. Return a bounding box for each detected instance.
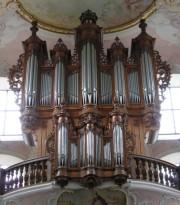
[8,10,171,188]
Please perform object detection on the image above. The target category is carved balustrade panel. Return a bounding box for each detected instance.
[0,157,50,195]
[130,154,179,190]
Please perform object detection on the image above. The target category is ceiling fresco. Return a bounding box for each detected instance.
[17,0,156,33]
[0,0,180,77]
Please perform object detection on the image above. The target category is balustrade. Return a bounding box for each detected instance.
[130,154,180,190]
[0,157,49,195]
[0,155,179,195]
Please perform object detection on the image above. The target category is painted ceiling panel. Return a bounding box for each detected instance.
[0,0,180,76]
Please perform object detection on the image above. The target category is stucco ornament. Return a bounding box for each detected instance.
[157,0,180,12]
[3,198,22,205]
[159,193,180,205]
[0,0,17,15]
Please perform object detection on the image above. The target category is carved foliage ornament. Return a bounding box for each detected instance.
[46,130,55,161]
[99,47,110,65]
[8,54,24,105]
[20,108,38,133]
[125,130,136,167]
[144,112,161,131]
[154,50,171,102]
[70,48,79,66]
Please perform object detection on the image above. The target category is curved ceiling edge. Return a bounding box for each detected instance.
[16,0,157,35]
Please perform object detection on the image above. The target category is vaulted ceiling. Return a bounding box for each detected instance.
[0,0,180,77]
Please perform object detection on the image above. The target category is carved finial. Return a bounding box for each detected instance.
[79,9,98,24]
[139,19,147,33]
[30,21,38,37]
[55,38,67,50]
[114,95,119,104]
[113,95,120,111]
[58,38,63,44]
[111,36,124,48]
[61,97,66,105]
[115,36,120,42]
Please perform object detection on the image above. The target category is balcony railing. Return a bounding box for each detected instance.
[0,156,50,195]
[0,155,179,195]
[130,154,180,190]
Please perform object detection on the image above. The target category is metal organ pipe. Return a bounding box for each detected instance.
[100,72,112,104]
[81,42,97,105]
[40,72,52,105]
[140,51,155,103]
[80,134,86,166]
[86,131,94,165]
[113,125,124,165]
[96,134,101,166]
[104,141,111,167]
[128,70,140,103]
[54,61,65,106]
[68,72,79,105]
[70,142,78,167]
[114,60,126,104]
[58,125,68,166]
[25,54,38,106]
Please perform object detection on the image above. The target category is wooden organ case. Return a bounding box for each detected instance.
[8,10,171,188]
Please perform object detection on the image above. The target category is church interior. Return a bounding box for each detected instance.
[0,0,180,204]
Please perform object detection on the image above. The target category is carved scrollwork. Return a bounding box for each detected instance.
[80,175,101,189]
[56,167,68,188]
[154,50,171,102]
[70,48,79,66]
[80,9,98,24]
[20,108,38,133]
[110,37,128,62]
[144,112,161,131]
[50,38,69,63]
[127,56,135,64]
[79,113,103,130]
[46,130,55,161]
[42,58,54,67]
[99,47,110,65]
[8,53,24,105]
[125,130,136,167]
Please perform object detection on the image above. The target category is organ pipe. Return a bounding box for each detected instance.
[40,72,52,105]
[96,134,101,166]
[113,125,124,165]
[100,71,112,104]
[81,42,97,105]
[86,131,94,165]
[68,72,79,105]
[25,54,38,106]
[104,141,111,167]
[128,70,140,103]
[80,134,86,167]
[70,142,78,167]
[54,61,65,106]
[58,125,68,166]
[114,60,126,104]
[140,51,155,103]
